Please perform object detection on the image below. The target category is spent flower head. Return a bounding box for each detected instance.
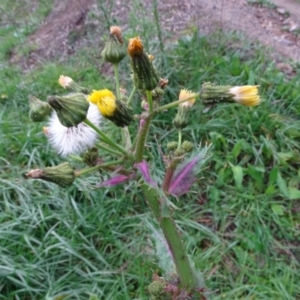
[58,75,89,94]
[47,103,101,156]
[88,89,133,127]
[29,95,52,122]
[128,37,159,91]
[101,25,126,63]
[24,162,75,188]
[47,93,89,127]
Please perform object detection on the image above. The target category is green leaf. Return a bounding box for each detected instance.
[230,163,243,189]
[269,166,278,185]
[232,140,243,159]
[277,171,289,198]
[287,187,300,200]
[271,204,284,216]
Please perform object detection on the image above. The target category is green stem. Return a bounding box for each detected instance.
[68,154,83,162]
[177,129,182,150]
[113,63,121,99]
[141,184,198,289]
[127,86,136,105]
[83,118,129,157]
[146,90,154,114]
[96,142,123,156]
[75,159,124,177]
[122,127,132,150]
[135,114,153,162]
[156,92,200,112]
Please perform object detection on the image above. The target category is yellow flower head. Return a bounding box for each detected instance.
[128,37,144,56]
[179,89,196,108]
[88,89,116,117]
[229,85,260,106]
[58,75,73,88]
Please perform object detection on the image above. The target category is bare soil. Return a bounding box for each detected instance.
[15,0,300,65]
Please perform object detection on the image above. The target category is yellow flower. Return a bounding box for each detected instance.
[58,75,73,88]
[179,89,196,108]
[229,85,260,106]
[88,89,133,127]
[88,89,117,117]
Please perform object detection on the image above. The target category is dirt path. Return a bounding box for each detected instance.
[16,0,300,65]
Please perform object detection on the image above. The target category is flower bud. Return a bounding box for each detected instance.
[24,162,75,188]
[172,89,196,130]
[128,37,159,91]
[181,141,194,153]
[101,26,126,63]
[167,141,178,151]
[58,75,89,94]
[88,89,133,127]
[47,93,89,127]
[201,82,260,106]
[28,95,52,122]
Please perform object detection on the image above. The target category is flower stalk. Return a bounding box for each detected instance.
[83,118,130,157]
[75,159,125,177]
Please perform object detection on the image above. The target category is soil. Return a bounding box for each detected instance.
[15,0,300,66]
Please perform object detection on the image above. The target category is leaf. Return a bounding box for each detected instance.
[287,187,300,200]
[135,160,156,186]
[271,204,284,216]
[230,163,243,189]
[96,174,133,187]
[277,171,289,198]
[168,146,210,196]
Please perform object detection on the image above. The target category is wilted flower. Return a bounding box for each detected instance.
[88,89,133,127]
[178,89,196,108]
[24,162,75,188]
[101,26,126,63]
[29,95,52,122]
[173,89,196,129]
[201,83,261,107]
[128,37,159,91]
[58,76,90,94]
[47,93,89,127]
[47,103,101,156]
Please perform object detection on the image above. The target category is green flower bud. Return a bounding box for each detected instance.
[82,147,99,166]
[148,281,170,300]
[101,26,127,63]
[128,37,159,91]
[47,93,89,127]
[24,162,75,188]
[172,106,190,129]
[181,141,194,153]
[167,141,178,151]
[174,147,185,156]
[28,95,52,122]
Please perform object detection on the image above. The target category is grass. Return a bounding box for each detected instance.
[1,0,300,299]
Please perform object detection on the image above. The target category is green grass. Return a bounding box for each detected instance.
[1,1,300,299]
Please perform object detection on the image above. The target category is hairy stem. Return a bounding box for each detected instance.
[141,184,198,289]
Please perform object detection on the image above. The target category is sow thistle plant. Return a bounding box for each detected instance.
[26,26,260,299]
